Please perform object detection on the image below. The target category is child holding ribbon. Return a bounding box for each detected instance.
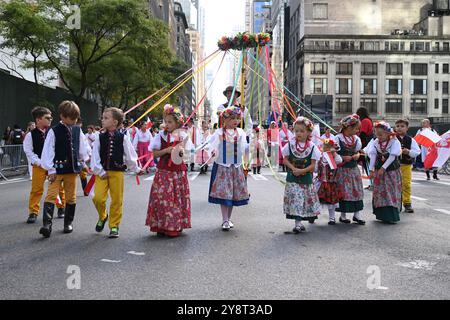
[204,106,250,231]
[368,121,402,224]
[335,114,366,225]
[315,139,343,225]
[282,117,321,233]
[145,105,191,237]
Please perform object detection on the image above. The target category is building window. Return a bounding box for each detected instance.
[386,63,402,75]
[444,64,449,74]
[336,63,352,75]
[410,99,427,114]
[434,42,440,51]
[444,42,450,52]
[385,79,402,95]
[435,81,439,91]
[411,63,427,75]
[388,41,403,51]
[435,98,439,109]
[313,3,328,20]
[360,41,380,51]
[311,62,328,75]
[410,79,427,95]
[335,41,355,50]
[310,78,327,94]
[361,79,377,94]
[336,79,352,94]
[361,63,377,75]
[436,63,439,74]
[386,99,402,113]
[336,98,352,113]
[443,99,449,114]
[360,98,377,114]
[443,81,449,94]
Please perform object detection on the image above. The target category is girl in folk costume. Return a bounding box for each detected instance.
[187,118,201,172]
[133,122,154,170]
[320,127,335,142]
[315,139,344,225]
[335,114,366,225]
[267,121,280,170]
[282,117,322,233]
[145,105,191,237]
[367,121,402,224]
[205,106,250,231]
[251,127,265,174]
[196,121,211,174]
[279,122,294,172]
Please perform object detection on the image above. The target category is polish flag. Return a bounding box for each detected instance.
[323,151,338,170]
[146,117,153,130]
[415,129,442,148]
[424,130,450,169]
[55,195,62,207]
[84,175,96,198]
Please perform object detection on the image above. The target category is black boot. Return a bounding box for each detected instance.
[81,177,88,196]
[204,165,208,173]
[426,170,431,180]
[39,202,55,238]
[433,170,439,180]
[63,203,76,234]
[257,166,261,174]
[57,207,65,218]
[253,167,257,175]
[190,163,195,172]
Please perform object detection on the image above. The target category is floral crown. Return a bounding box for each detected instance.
[294,116,314,131]
[374,121,394,133]
[163,104,184,123]
[221,106,241,119]
[340,114,360,129]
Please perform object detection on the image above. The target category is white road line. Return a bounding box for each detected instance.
[144,176,154,181]
[434,209,450,215]
[127,251,145,256]
[0,178,28,185]
[251,174,268,181]
[189,172,200,181]
[411,196,427,201]
[435,181,450,186]
[101,259,121,263]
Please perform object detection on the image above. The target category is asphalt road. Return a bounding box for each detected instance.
[0,168,449,300]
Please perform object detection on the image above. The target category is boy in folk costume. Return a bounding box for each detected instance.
[204,106,250,231]
[91,108,143,238]
[315,139,344,225]
[196,121,211,174]
[368,121,403,224]
[23,107,66,223]
[251,127,265,174]
[335,114,366,225]
[282,117,322,233]
[39,101,90,238]
[395,119,421,213]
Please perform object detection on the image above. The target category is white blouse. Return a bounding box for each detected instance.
[149,130,189,151]
[201,128,248,167]
[368,138,402,171]
[132,130,153,149]
[334,133,362,152]
[281,139,322,161]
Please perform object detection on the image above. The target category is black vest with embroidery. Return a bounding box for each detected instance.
[31,128,46,158]
[52,123,81,174]
[375,142,400,171]
[99,131,126,171]
[397,135,413,165]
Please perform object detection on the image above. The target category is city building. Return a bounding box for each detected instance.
[148,0,177,53]
[285,0,450,126]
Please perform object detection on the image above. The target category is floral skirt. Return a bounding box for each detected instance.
[317,181,344,205]
[373,168,402,222]
[146,169,191,233]
[209,163,249,206]
[335,166,364,213]
[284,182,321,221]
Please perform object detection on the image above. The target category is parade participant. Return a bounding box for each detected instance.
[282,117,321,233]
[133,121,153,170]
[335,114,365,225]
[368,121,402,224]
[23,107,66,223]
[146,105,191,237]
[91,108,143,238]
[279,122,294,172]
[77,117,91,196]
[39,101,90,238]
[315,139,343,225]
[196,121,211,174]
[85,125,97,149]
[267,121,280,171]
[217,86,242,128]
[205,106,250,231]
[320,127,335,142]
[186,117,200,172]
[395,119,421,213]
[416,119,440,180]
[251,127,265,174]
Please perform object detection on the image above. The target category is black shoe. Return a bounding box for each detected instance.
[27,214,38,224]
[352,216,366,225]
[63,203,76,234]
[339,217,351,224]
[308,218,316,224]
[95,215,108,232]
[109,227,119,238]
[190,164,195,172]
[257,167,261,174]
[57,207,65,219]
[39,202,54,238]
[404,204,414,213]
[156,232,165,238]
[328,220,336,225]
[433,175,440,181]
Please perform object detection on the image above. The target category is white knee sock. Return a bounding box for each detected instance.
[354,211,362,220]
[340,212,347,220]
[328,205,336,221]
[295,220,303,227]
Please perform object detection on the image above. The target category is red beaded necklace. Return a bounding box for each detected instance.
[379,138,389,153]
[342,133,356,148]
[295,139,309,153]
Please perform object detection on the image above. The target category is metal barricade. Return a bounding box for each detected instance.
[0,144,29,180]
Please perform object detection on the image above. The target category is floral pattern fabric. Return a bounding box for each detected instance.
[335,166,363,201]
[283,182,321,220]
[209,163,249,206]
[373,168,402,210]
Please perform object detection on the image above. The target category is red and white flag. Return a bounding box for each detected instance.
[323,151,338,170]
[55,195,62,207]
[84,175,96,198]
[424,130,450,169]
[415,129,442,148]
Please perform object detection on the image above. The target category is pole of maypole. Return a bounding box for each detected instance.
[241,49,250,178]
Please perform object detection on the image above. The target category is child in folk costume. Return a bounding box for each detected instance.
[368,121,403,224]
[321,127,335,142]
[267,121,280,170]
[146,105,191,237]
[250,126,265,174]
[335,114,366,225]
[205,106,250,231]
[91,108,143,238]
[187,118,201,172]
[279,122,294,172]
[282,117,322,233]
[395,119,421,213]
[196,121,211,174]
[133,122,153,170]
[315,139,344,225]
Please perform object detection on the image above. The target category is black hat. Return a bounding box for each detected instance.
[223,86,241,98]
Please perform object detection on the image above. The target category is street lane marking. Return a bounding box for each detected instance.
[127,251,145,256]
[189,172,200,181]
[144,176,155,181]
[435,181,450,186]
[0,178,28,185]
[434,209,450,215]
[251,174,268,181]
[101,259,121,263]
[395,260,436,271]
[411,196,427,201]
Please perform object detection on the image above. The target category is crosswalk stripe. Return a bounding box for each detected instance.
[434,209,450,215]
[189,172,200,181]
[144,176,154,181]
[411,196,427,201]
[250,174,268,181]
